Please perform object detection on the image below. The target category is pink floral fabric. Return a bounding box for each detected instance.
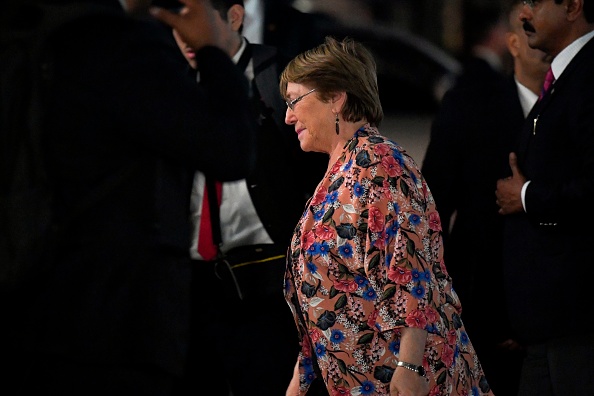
[284,124,493,396]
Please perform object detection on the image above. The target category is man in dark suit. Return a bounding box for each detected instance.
[171,1,326,395]
[495,0,594,394]
[3,0,257,395]
[421,1,550,395]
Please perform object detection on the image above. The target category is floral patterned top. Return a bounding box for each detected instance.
[284,124,493,396]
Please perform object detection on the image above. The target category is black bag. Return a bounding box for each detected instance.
[215,244,287,300]
[0,2,123,293]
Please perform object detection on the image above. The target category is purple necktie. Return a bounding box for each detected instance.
[539,67,555,101]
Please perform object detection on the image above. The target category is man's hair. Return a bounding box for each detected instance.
[462,0,506,52]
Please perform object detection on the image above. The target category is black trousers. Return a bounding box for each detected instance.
[180,259,299,396]
[518,333,594,396]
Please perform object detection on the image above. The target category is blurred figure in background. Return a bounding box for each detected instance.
[421,1,551,394]
[242,0,334,59]
[171,0,326,395]
[2,0,257,395]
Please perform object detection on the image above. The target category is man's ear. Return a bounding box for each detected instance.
[227,4,245,32]
[506,32,520,58]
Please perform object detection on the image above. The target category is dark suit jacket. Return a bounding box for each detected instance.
[503,37,594,344]
[422,57,525,346]
[7,0,257,378]
[244,42,327,247]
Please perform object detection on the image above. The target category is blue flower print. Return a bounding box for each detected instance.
[422,269,431,283]
[315,342,326,358]
[362,287,377,301]
[338,242,354,259]
[307,243,321,256]
[411,284,426,299]
[354,275,368,288]
[384,253,392,268]
[393,202,400,214]
[386,221,399,237]
[306,261,318,274]
[409,213,421,225]
[360,380,376,395]
[304,365,316,385]
[330,329,345,344]
[343,160,353,171]
[318,241,330,256]
[353,181,364,197]
[314,209,325,221]
[388,340,400,355]
[411,268,423,283]
[460,331,470,346]
[327,190,339,204]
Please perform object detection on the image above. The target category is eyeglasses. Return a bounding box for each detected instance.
[522,0,540,8]
[286,88,316,111]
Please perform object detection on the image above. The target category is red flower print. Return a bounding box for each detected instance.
[429,386,442,396]
[315,223,336,240]
[382,180,393,200]
[312,187,327,206]
[425,307,438,323]
[334,278,359,293]
[367,309,379,328]
[330,161,342,175]
[428,211,442,232]
[446,329,457,346]
[405,309,428,329]
[387,265,412,284]
[302,335,312,358]
[374,232,386,249]
[374,143,390,157]
[368,206,385,233]
[381,156,402,178]
[441,343,455,367]
[302,230,316,251]
[309,328,322,343]
[331,386,352,396]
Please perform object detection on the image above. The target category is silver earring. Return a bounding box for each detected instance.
[335,113,339,135]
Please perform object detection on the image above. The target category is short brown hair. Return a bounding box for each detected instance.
[279,36,384,126]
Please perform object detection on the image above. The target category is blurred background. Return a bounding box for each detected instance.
[156,0,512,164]
[235,0,513,164]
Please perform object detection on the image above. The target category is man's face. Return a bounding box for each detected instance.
[519,0,572,57]
[173,28,198,69]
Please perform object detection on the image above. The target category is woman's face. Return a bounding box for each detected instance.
[284,82,335,155]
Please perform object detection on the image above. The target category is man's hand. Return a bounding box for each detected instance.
[496,152,526,215]
[150,0,226,51]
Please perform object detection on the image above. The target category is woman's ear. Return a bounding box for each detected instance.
[331,91,347,112]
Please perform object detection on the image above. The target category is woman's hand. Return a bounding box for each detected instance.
[390,367,429,396]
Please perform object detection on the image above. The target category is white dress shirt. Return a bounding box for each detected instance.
[189,39,273,260]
